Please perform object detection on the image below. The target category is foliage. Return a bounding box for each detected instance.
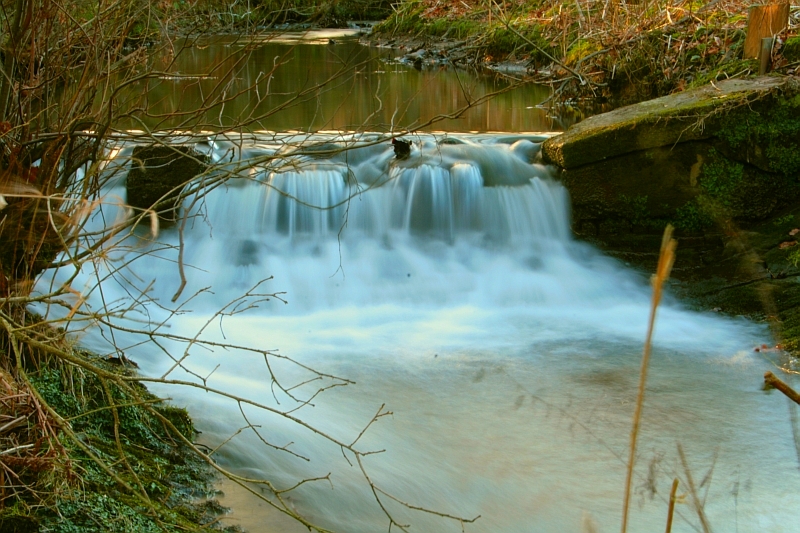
[484,25,552,61]
[688,57,755,89]
[717,94,800,177]
[618,194,664,230]
[565,39,601,67]
[789,246,800,267]
[773,214,794,227]
[425,17,481,39]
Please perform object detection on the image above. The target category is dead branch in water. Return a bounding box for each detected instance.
[764,371,800,405]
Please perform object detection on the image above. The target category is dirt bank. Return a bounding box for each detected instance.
[367,0,800,110]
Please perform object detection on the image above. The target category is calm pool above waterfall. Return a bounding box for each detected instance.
[42,31,800,533]
[115,30,558,132]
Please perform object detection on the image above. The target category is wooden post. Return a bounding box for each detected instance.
[744,3,789,59]
[759,37,774,74]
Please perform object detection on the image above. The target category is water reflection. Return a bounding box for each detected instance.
[116,32,555,132]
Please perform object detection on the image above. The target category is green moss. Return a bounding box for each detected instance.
[372,2,425,34]
[789,246,800,266]
[673,200,714,232]
[699,150,744,204]
[783,36,800,63]
[484,25,552,62]
[618,194,651,227]
[14,358,222,533]
[717,95,800,176]
[688,58,756,89]
[565,39,601,67]
[773,214,795,226]
[426,18,480,39]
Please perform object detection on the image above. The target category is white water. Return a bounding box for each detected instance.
[41,133,800,532]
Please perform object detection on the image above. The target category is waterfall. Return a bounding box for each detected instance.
[38,133,799,533]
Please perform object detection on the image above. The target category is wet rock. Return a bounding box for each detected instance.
[126,145,209,222]
[392,138,411,160]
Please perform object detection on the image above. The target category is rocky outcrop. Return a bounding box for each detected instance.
[542,76,800,236]
[126,145,209,222]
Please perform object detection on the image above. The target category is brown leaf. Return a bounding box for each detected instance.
[789,228,799,236]
[779,241,797,249]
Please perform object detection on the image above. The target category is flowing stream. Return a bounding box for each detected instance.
[40,32,800,532]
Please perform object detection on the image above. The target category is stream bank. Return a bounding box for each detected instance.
[367,0,800,111]
[0,339,232,533]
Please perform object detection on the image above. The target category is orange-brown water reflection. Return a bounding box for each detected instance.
[114,31,556,132]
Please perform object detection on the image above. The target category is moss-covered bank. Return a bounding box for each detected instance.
[0,344,231,533]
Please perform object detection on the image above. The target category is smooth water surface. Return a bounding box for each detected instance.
[114,30,556,132]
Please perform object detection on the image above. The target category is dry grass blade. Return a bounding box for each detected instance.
[621,224,677,533]
[665,477,679,533]
[678,443,712,533]
[0,366,71,510]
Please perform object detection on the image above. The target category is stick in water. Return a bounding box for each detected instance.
[764,371,800,406]
[665,477,679,533]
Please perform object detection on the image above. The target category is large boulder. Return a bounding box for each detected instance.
[126,145,209,222]
[542,76,800,236]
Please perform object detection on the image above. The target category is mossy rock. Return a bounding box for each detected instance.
[126,145,209,222]
[561,141,711,235]
[542,76,791,169]
[26,356,221,533]
[545,76,800,236]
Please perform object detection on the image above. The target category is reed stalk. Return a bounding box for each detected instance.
[665,477,679,533]
[621,225,677,533]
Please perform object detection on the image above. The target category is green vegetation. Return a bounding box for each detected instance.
[688,57,755,89]
[0,333,224,533]
[565,39,601,67]
[698,151,744,205]
[28,361,219,533]
[718,94,800,176]
[672,200,714,232]
[425,18,481,39]
[783,36,800,63]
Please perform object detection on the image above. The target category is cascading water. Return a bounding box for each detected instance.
[40,133,800,532]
